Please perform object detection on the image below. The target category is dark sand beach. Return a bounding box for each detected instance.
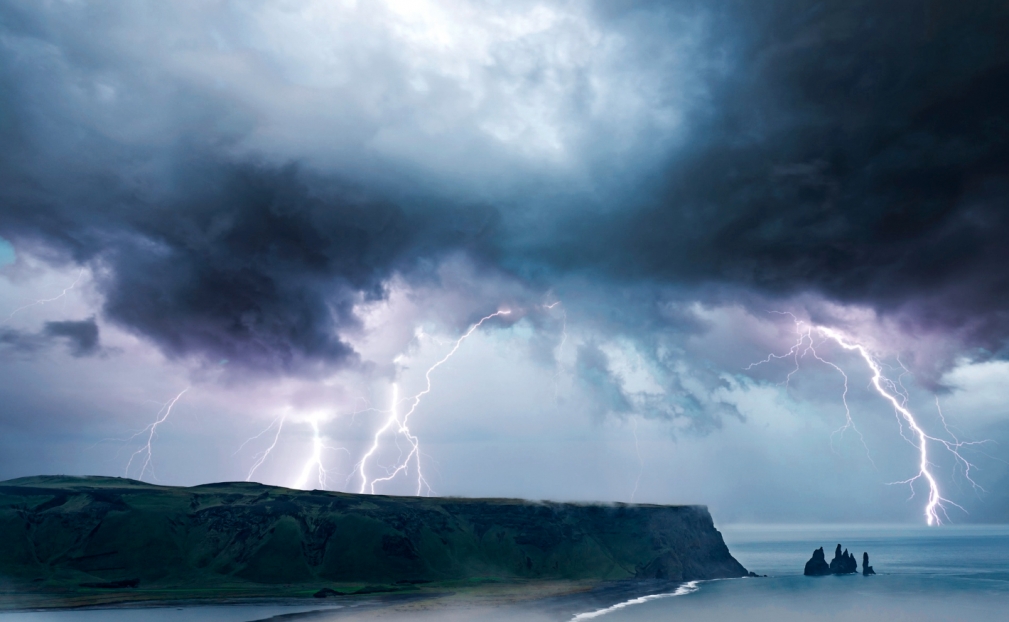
[0,579,697,621]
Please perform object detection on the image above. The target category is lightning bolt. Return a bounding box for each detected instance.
[124,388,188,481]
[933,397,987,494]
[237,415,285,481]
[355,383,403,494]
[356,309,511,495]
[293,418,349,490]
[7,268,85,320]
[748,314,875,466]
[751,313,988,525]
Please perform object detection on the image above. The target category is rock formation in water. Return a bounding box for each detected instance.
[862,552,875,576]
[829,544,858,574]
[803,547,832,576]
[804,544,864,576]
[0,475,749,605]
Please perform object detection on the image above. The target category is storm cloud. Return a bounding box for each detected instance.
[43,318,100,357]
[4,1,1009,521]
[1,317,100,357]
[598,1,1009,350]
[2,0,1008,374]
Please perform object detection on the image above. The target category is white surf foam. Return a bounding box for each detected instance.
[569,580,700,620]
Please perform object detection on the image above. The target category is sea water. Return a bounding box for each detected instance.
[3,525,1007,621]
[572,524,1009,622]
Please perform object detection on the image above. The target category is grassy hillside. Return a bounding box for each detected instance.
[0,476,747,607]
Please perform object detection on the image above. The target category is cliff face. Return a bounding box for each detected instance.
[0,476,747,592]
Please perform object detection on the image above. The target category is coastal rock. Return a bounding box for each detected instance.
[829,544,858,575]
[803,547,831,576]
[805,544,864,576]
[862,552,875,576]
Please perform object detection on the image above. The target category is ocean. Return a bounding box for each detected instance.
[3,524,1007,621]
[572,524,1009,622]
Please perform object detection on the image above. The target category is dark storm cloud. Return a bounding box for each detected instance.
[0,0,504,374]
[88,163,438,371]
[0,328,43,354]
[0,149,494,371]
[43,318,100,357]
[0,318,100,357]
[2,0,1008,375]
[556,1,1009,353]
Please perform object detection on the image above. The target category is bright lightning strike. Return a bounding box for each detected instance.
[124,388,189,481]
[293,418,348,490]
[751,313,988,525]
[7,269,85,320]
[356,309,511,495]
[747,314,875,466]
[355,383,403,494]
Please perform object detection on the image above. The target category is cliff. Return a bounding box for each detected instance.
[0,476,747,606]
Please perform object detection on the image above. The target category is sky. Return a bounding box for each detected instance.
[1,0,1008,525]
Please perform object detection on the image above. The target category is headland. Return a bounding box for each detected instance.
[0,476,747,610]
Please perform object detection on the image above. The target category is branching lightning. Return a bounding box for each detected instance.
[294,418,349,490]
[355,309,511,495]
[751,313,988,525]
[236,414,349,490]
[238,416,285,481]
[747,314,875,466]
[355,383,410,494]
[124,388,189,481]
[7,269,85,320]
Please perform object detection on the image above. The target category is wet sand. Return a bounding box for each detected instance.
[0,580,692,622]
[255,580,693,622]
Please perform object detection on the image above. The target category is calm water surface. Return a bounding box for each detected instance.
[574,524,1009,622]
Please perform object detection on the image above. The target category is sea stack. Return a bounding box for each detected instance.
[828,544,858,574]
[803,547,832,576]
[862,552,875,576]
[804,544,864,576]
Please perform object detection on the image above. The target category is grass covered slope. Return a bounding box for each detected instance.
[0,476,747,605]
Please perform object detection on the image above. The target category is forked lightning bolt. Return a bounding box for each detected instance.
[356,309,511,495]
[124,388,189,481]
[747,314,875,465]
[293,418,349,490]
[237,415,285,481]
[751,313,987,525]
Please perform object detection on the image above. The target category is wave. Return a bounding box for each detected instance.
[569,580,700,620]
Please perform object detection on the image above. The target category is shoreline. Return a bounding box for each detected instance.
[0,579,705,620]
[0,580,594,613]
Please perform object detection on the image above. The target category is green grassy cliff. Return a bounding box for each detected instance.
[0,476,747,606]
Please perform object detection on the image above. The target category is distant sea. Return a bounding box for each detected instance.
[4,524,1008,621]
[573,524,1009,622]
